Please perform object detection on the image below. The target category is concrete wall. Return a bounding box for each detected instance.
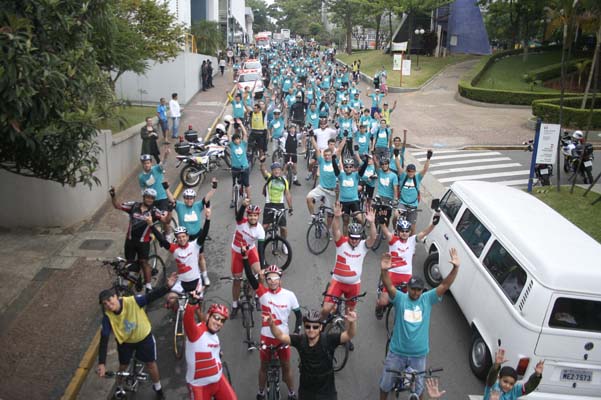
[0,125,144,229]
[114,51,217,106]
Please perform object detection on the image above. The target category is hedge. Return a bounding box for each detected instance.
[532,96,601,129]
[458,46,580,106]
[524,58,590,82]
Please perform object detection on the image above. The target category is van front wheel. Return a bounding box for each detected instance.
[423,253,442,287]
[469,332,491,380]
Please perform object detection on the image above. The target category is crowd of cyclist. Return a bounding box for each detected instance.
[96,41,544,400]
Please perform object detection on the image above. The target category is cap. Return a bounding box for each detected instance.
[383,102,389,105]
[406,164,416,171]
[408,277,425,290]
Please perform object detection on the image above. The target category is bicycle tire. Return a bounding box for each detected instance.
[325,319,349,372]
[241,302,254,345]
[267,379,280,400]
[306,222,330,255]
[385,305,395,338]
[272,149,283,164]
[233,184,240,213]
[174,308,185,359]
[286,167,293,191]
[149,255,166,288]
[264,237,292,271]
[148,240,158,262]
[385,336,391,357]
[222,361,232,383]
[371,224,383,251]
[224,148,232,168]
[180,164,205,188]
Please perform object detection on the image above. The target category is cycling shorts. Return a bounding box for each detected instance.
[188,374,237,400]
[171,278,201,294]
[231,168,250,187]
[375,204,392,226]
[340,201,360,215]
[381,272,411,294]
[117,333,156,365]
[124,240,150,261]
[154,198,170,212]
[259,336,290,362]
[324,280,361,308]
[249,131,267,152]
[231,247,259,275]
[363,185,375,199]
[263,203,286,227]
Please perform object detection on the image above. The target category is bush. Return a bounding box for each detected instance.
[532,97,601,129]
[524,58,590,82]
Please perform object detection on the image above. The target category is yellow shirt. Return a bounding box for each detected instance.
[251,111,266,130]
[105,296,152,344]
[381,109,391,125]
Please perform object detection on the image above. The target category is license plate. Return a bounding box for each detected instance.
[539,168,549,175]
[561,369,592,382]
[584,160,593,167]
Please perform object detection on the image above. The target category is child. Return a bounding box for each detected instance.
[484,349,544,400]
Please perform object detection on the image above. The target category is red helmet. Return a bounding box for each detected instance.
[246,204,261,214]
[264,264,282,277]
[207,303,229,320]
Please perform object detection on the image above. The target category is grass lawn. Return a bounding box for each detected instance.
[96,106,155,134]
[337,50,477,88]
[530,186,601,243]
[476,50,562,92]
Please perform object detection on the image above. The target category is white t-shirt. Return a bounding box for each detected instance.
[257,286,299,338]
[314,127,337,151]
[185,323,222,386]
[388,235,417,275]
[169,99,181,118]
[169,242,202,283]
[332,236,369,284]
[231,217,266,253]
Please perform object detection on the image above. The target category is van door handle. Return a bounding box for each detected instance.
[444,234,449,240]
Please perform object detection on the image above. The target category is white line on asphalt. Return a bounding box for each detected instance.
[468,396,483,400]
[428,157,513,167]
[431,163,522,175]
[492,179,531,186]
[417,152,501,161]
[411,149,463,156]
[438,170,531,183]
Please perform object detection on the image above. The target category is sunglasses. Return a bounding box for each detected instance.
[212,315,227,323]
[266,276,281,282]
[304,324,321,330]
[183,196,195,200]
[399,229,411,233]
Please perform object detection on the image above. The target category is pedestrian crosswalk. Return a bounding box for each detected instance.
[411,149,531,187]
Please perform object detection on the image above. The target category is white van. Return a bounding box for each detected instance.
[423,181,601,399]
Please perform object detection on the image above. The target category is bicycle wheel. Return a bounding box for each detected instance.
[385,305,395,338]
[264,237,292,271]
[267,377,280,400]
[306,222,330,255]
[272,148,283,164]
[241,301,254,345]
[222,361,232,383]
[149,255,166,288]
[233,184,240,212]
[371,224,383,251]
[180,164,205,187]
[174,308,185,359]
[325,318,349,372]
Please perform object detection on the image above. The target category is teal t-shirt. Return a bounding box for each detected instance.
[376,169,398,200]
[229,140,248,169]
[318,156,337,189]
[306,110,320,129]
[138,165,167,200]
[390,290,442,357]
[370,93,384,107]
[374,127,390,148]
[175,200,205,235]
[269,117,285,139]
[389,147,406,173]
[354,131,371,156]
[361,164,376,187]
[484,382,525,400]
[398,172,423,207]
[338,172,359,202]
[232,100,245,118]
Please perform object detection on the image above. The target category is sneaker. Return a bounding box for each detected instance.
[230,201,235,209]
[153,387,165,399]
[288,393,298,400]
[348,341,355,352]
[230,305,239,318]
[256,392,266,400]
[293,180,301,186]
[166,233,174,243]
[202,274,211,287]
[145,287,152,294]
[375,306,384,320]
[305,174,313,181]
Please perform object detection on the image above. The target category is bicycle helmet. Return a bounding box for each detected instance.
[174,226,188,236]
[207,303,229,320]
[216,123,226,134]
[223,114,234,124]
[271,162,282,170]
[273,108,281,114]
[246,204,262,214]
[264,264,282,277]
[572,130,584,140]
[380,156,390,165]
[343,158,354,167]
[142,188,157,198]
[183,188,196,198]
[348,223,364,239]
[303,309,322,323]
[140,154,152,162]
[396,219,412,232]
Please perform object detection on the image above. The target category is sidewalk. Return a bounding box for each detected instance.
[0,69,234,400]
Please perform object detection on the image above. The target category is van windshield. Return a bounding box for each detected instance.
[549,297,601,333]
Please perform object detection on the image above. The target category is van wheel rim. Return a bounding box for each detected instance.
[472,340,486,367]
[430,263,442,281]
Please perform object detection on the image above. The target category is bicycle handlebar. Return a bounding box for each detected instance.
[385,367,443,376]
[321,291,367,303]
[105,371,149,380]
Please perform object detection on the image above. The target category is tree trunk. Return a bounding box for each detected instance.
[407,11,414,59]
[581,24,601,109]
[388,11,393,49]
[375,13,382,50]
[346,13,353,54]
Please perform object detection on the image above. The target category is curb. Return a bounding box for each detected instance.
[453,92,532,109]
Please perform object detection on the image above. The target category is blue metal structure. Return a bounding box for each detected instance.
[446,0,491,55]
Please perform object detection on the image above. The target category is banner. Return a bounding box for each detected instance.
[536,123,561,164]
[393,54,402,71]
[402,59,411,76]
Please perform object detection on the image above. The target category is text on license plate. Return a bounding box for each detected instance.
[539,169,549,175]
[584,160,593,167]
[561,369,592,382]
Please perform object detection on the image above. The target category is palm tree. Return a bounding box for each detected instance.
[191,20,224,56]
[580,0,600,109]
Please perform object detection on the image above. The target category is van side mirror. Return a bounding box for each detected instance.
[431,198,440,210]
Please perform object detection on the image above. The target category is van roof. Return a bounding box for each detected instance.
[451,181,601,295]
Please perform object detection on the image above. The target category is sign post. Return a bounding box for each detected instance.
[527,120,561,192]
[392,42,408,87]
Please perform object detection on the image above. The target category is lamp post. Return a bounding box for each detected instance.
[414,28,425,70]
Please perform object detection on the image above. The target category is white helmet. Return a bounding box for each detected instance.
[183,189,196,198]
[223,114,234,123]
[572,130,584,140]
[216,123,226,133]
[273,108,281,114]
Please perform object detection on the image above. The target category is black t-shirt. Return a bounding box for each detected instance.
[290,333,341,397]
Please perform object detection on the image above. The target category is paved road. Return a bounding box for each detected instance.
[84,148,484,399]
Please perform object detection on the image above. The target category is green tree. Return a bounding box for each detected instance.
[191,20,224,55]
[247,0,276,33]
[326,0,371,54]
[269,0,322,38]
[91,0,186,89]
[0,0,113,187]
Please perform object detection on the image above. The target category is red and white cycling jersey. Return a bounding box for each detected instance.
[231,217,265,253]
[332,237,369,285]
[388,235,417,275]
[185,308,222,386]
[257,285,299,338]
[169,242,201,282]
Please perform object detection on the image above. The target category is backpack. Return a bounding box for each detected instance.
[400,174,421,203]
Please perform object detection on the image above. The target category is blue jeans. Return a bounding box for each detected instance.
[379,351,427,396]
[171,117,180,138]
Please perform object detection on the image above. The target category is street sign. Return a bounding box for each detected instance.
[402,59,411,76]
[391,42,408,52]
[393,54,402,71]
[536,123,561,164]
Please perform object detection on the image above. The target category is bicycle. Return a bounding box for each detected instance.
[306,202,333,255]
[263,207,293,270]
[231,168,248,212]
[104,355,149,400]
[247,133,263,171]
[376,280,408,338]
[100,256,166,297]
[261,343,289,400]
[371,197,398,251]
[220,276,258,351]
[320,288,366,372]
[386,367,443,400]
[395,203,422,227]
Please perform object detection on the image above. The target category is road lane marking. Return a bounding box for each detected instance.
[417,152,501,161]
[492,179,531,186]
[428,157,513,167]
[438,170,531,182]
[431,163,522,175]
[411,149,463,156]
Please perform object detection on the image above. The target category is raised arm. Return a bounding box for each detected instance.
[364,207,378,248]
[416,210,440,242]
[380,253,397,300]
[109,187,120,210]
[184,303,203,342]
[331,202,343,242]
[421,150,432,176]
[241,246,260,290]
[339,310,357,344]
[435,248,460,297]
[267,314,291,345]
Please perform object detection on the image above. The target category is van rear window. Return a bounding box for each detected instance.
[549,298,601,333]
